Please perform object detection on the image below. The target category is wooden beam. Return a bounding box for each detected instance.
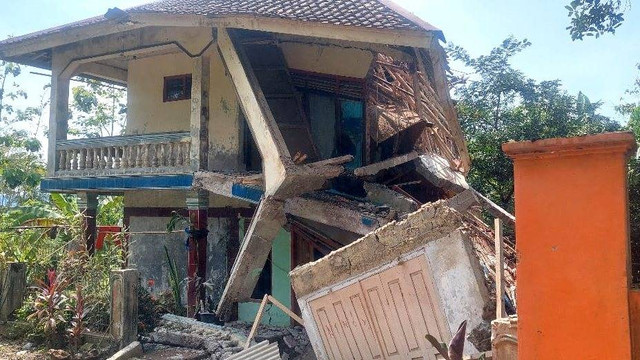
[245,294,269,349]
[473,189,516,226]
[267,295,304,326]
[495,218,506,318]
[217,27,291,195]
[422,43,471,173]
[354,151,419,177]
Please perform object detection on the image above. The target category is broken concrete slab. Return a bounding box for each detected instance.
[285,195,392,236]
[290,201,492,359]
[106,341,142,360]
[290,200,462,298]
[148,330,205,349]
[363,182,419,215]
[414,153,469,194]
[142,347,210,360]
[216,197,286,318]
[142,314,249,359]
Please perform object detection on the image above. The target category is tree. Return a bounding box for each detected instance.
[0,61,46,207]
[70,79,126,138]
[449,37,621,211]
[566,0,629,40]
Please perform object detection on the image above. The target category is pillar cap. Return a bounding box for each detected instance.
[502,132,637,159]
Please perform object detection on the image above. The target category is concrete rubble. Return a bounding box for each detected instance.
[136,315,248,360]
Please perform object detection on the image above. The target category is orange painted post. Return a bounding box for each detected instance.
[630,289,640,357]
[503,132,637,360]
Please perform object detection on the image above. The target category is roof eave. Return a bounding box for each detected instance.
[0,12,438,67]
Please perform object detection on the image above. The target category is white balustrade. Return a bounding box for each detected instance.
[55,132,191,176]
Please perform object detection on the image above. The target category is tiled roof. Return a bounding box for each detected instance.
[128,0,426,31]
[0,0,437,47]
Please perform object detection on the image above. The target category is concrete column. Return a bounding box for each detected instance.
[77,192,98,255]
[110,269,138,348]
[190,54,210,172]
[503,132,637,359]
[47,70,70,176]
[186,191,209,318]
[0,262,27,321]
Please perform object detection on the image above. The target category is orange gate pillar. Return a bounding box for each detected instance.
[503,132,637,360]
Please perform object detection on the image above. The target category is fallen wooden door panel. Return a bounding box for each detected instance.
[307,255,449,360]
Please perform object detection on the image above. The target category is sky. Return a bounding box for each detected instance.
[0,0,639,127]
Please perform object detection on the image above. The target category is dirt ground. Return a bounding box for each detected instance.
[0,337,46,360]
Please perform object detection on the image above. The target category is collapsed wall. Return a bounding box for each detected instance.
[290,201,491,359]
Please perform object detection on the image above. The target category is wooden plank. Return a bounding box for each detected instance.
[473,189,516,225]
[495,218,506,319]
[354,151,419,177]
[245,294,270,349]
[267,295,305,326]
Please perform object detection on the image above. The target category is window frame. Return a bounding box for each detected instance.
[163,74,192,102]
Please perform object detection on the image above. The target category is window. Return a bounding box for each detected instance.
[163,74,192,102]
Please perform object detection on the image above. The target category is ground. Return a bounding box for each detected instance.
[0,331,46,360]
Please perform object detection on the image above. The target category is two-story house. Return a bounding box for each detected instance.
[0,0,487,331]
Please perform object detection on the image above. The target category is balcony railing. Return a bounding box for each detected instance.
[55,132,191,177]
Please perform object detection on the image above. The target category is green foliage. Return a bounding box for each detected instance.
[97,195,123,226]
[164,245,185,316]
[0,61,47,208]
[449,37,621,212]
[70,80,126,138]
[566,0,628,40]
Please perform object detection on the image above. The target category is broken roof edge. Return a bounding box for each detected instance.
[376,0,445,41]
[289,200,463,298]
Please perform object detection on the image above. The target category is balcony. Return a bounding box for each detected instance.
[54,132,192,177]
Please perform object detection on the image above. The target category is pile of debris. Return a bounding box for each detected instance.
[138,315,247,360]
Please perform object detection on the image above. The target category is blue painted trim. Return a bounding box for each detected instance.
[41,174,194,192]
[231,184,264,204]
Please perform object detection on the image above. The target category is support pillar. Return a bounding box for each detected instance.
[77,192,98,255]
[186,192,209,318]
[47,68,70,176]
[503,132,637,360]
[110,269,138,349]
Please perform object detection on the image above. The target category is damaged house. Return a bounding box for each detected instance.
[0,0,515,358]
